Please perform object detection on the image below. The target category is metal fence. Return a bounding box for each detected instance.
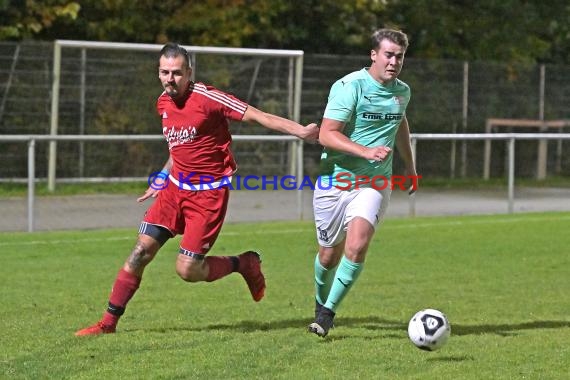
[1,41,569,232]
[1,41,570,182]
[2,133,570,232]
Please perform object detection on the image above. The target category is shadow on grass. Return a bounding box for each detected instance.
[143,316,570,337]
[426,355,474,362]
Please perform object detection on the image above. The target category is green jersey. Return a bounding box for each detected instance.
[318,68,411,189]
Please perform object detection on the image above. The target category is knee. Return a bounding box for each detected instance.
[318,247,343,268]
[176,263,202,282]
[344,240,369,261]
[126,240,157,271]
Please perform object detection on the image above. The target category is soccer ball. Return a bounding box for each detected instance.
[407,309,451,351]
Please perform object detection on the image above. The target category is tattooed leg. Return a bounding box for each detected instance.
[124,234,161,276]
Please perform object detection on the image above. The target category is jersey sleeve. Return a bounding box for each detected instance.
[198,84,248,122]
[156,92,167,117]
[323,79,359,123]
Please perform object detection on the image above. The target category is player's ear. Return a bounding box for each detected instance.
[370,49,377,62]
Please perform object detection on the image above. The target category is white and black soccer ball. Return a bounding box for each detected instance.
[407,308,451,351]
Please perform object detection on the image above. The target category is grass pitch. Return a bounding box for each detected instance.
[1,212,569,379]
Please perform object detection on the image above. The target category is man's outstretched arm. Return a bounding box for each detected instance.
[242,105,319,143]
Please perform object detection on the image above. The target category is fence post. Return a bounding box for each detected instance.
[27,139,36,232]
[483,121,492,180]
[79,48,86,177]
[536,64,547,179]
[460,61,468,178]
[296,139,304,220]
[507,136,515,214]
[293,54,304,220]
[48,41,61,192]
[409,136,417,217]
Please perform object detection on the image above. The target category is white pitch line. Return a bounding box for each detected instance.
[0,236,134,247]
[1,214,568,247]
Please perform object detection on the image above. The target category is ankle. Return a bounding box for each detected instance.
[101,312,119,328]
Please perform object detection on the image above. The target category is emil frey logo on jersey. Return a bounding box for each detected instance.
[162,112,168,119]
[362,112,403,121]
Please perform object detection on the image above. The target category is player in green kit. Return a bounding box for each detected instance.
[309,28,417,337]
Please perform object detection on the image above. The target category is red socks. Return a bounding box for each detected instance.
[101,269,141,327]
[205,256,238,282]
[100,257,238,327]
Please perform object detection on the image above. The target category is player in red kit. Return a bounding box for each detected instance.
[75,43,319,336]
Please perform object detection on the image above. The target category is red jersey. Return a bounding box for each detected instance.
[157,82,248,183]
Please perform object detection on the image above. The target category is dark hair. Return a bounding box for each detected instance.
[371,29,409,51]
[159,42,191,69]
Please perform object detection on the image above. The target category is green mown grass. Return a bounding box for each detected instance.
[1,212,569,379]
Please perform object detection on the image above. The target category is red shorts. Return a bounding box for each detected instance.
[143,180,229,254]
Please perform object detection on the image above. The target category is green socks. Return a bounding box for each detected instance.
[314,254,337,306]
[323,256,363,312]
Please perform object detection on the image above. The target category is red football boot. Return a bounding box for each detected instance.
[238,251,266,302]
[75,321,116,336]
